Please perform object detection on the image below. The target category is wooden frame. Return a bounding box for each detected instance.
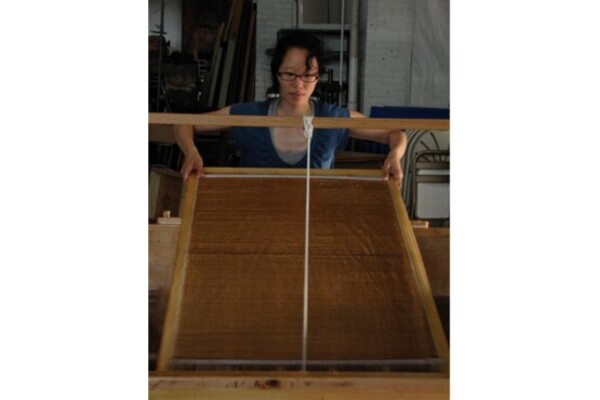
[152,168,448,397]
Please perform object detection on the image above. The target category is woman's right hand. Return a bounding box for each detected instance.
[180,147,204,183]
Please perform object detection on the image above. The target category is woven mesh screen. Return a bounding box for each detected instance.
[172,176,438,370]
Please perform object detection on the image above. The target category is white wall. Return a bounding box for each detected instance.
[149,0,183,52]
[360,0,415,114]
[360,0,449,114]
[409,0,449,108]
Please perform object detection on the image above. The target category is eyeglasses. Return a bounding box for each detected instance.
[277,72,319,82]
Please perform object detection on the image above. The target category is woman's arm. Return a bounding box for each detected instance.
[381,129,407,187]
[347,110,407,187]
[174,106,231,182]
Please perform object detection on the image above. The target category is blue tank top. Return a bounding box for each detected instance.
[229,100,350,168]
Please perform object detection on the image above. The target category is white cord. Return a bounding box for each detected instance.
[301,115,313,371]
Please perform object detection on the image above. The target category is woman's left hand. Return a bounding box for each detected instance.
[382,151,404,187]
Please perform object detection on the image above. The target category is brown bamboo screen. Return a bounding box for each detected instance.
[158,169,447,372]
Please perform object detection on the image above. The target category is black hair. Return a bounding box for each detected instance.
[266,30,325,96]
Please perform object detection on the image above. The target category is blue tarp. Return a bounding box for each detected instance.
[353,106,449,154]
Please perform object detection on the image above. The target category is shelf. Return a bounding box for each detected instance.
[294,24,350,32]
[265,49,347,61]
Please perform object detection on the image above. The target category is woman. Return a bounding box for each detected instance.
[175,30,407,186]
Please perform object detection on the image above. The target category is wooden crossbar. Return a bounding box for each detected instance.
[148,112,450,131]
[202,167,383,178]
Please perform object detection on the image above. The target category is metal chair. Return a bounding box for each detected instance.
[410,150,449,225]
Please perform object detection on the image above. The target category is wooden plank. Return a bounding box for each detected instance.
[156,217,182,225]
[411,220,430,229]
[203,166,382,178]
[217,0,243,108]
[149,225,180,293]
[203,23,225,108]
[217,39,236,108]
[245,44,255,101]
[229,0,251,104]
[387,181,449,372]
[148,112,450,131]
[149,372,449,399]
[227,0,245,39]
[238,5,256,102]
[157,175,199,371]
[207,42,224,108]
[221,0,235,40]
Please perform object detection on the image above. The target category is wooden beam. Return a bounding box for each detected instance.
[149,371,449,399]
[238,6,256,102]
[148,113,450,131]
[204,23,225,108]
[201,167,382,178]
[217,40,236,108]
[156,175,199,371]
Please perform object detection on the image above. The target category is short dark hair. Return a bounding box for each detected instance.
[267,30,325,96]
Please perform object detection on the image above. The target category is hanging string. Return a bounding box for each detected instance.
[301,114,313,371]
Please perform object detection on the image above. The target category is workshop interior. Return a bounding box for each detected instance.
[148,0,449,398]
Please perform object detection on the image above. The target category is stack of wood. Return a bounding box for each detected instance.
[200,0,256,109]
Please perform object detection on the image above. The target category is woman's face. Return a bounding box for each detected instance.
[277,47,319,107]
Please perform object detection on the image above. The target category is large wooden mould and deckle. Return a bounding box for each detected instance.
[149,113,450,398]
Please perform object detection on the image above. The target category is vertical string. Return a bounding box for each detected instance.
[301,115,313,371]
